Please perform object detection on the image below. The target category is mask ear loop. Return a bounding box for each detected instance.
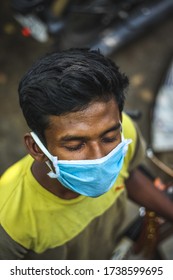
[30,132,59,176]
[30,132,52,160]
[119,121,132,154]
[119,121,124,141]
[45,160,54,173]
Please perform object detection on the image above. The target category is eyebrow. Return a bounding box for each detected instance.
[60,122,121,142]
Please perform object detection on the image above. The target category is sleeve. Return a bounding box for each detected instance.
[0,225,28,260]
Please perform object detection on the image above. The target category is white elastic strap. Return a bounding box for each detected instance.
[30,131,54,162]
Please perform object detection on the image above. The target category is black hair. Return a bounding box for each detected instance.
[19,48,129,140]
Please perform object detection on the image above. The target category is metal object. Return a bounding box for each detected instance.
[146,148,173,177]
[91,0,173,56]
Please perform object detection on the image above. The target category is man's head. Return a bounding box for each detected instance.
[19,48,129,143]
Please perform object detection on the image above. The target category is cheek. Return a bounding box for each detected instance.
[104,138,121,154]
[101,132,122,157]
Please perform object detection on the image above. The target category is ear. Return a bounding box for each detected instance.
[24,133,47,162]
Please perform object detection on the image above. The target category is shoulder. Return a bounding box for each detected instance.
[121,112,146,174]
[0,154,33,186]
[0,154,34,204]
[0,155,34,249]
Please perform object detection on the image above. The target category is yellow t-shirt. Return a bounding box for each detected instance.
[0,113,143,258]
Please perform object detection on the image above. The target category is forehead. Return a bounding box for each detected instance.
[45,99,121,139]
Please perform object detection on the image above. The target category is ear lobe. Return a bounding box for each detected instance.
[24,133,47,162]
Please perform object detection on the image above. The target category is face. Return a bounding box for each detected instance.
[44,98,122,161]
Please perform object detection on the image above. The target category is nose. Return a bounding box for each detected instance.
[87,141,106,160]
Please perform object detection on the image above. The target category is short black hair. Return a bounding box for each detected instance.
[19,48,129,140]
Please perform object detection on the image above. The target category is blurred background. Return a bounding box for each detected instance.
[0,0,173,259]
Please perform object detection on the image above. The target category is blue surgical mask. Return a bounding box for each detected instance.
[30,132,132,197]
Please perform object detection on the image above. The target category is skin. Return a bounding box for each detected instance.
[126,169,173,222]
[24,97,173,222]
[25,98,122,199]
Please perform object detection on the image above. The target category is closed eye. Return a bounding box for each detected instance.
[64,143,85,151]
[101,136,118,143]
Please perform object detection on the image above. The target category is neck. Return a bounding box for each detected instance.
[31,160,80,199]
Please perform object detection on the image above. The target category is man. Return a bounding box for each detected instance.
[0,48,173,260]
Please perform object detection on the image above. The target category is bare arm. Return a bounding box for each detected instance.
[125,168,173,222]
